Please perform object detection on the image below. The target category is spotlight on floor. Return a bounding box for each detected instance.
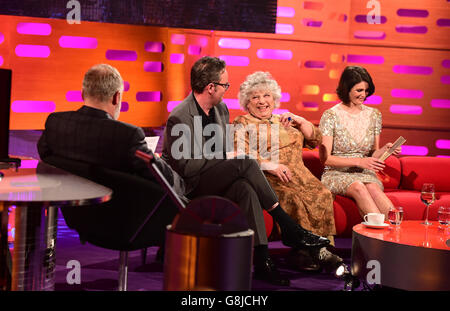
[335,263,360,291]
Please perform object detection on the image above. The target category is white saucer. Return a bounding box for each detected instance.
[362,222,389,229]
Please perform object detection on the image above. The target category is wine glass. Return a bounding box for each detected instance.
[388,206,403,227]
[437,206,450,228]
[420,183,435,226]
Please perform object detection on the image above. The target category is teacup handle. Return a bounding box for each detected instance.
[363,215,369,223]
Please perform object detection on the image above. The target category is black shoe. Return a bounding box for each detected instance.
[254,257,290,286]
[281,225,330,249]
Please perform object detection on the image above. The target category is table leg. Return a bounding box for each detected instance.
[0,203,10,290]
[11,203,58,291]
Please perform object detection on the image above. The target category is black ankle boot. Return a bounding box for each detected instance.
[281,224,330,249]
[254,257,290,286]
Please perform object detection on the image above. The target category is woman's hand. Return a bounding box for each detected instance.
[279,112,304,128]
[357,157,385,172]
[383,142,402,157]
[267,163,292,183]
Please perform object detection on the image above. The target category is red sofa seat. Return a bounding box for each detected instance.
[264,151,450,238]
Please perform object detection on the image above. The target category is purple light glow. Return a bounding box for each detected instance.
[391,89,423,99]
[17,22,51,35]
[437,155,450,158]
[273,109,289,115]
[144,61,163,72]
[303,1,324,10]
[199,37,209,47]
[389,105,422,115]
[105,50,137,61]
[353,30,386,40]
[442,60,450,68]
[218,55,249,66]
[170,53,185,64]
[188,45,201,55]
[441,76,450,84]
[120,102,129,112]
[12,101,55,113]
[354,15,387,24]
[275,24,294,34]
[223,99,241,110]
[257,49,292,60]
[15,44,50,58]
[393,65,433,75]
[302,102,318,108]
[66,91,83,102]
[437,19,450,27]
[145,41,164,53]
[59,36,98,49]
[395,25,428,34]
[124,81,130,92]
[280,93,290,102]
[218,38,251,49]
[277,6,295,17]
[400,145,428,156]
[304,60,325,69]
[171,34,185,45]
[136,92,161,102]
[431,99,450,109]
[436,140,450,149]
[302,19,323,27]
[0,56,3,66]
[397,9,429,18]
[167,101,182,112]
[20,159,39,169]
[364,95,382,105]
[347,54,384,64]
[0,32,4,44]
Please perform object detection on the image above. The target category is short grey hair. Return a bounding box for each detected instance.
[238,71,282,111]
[82,64,123,103]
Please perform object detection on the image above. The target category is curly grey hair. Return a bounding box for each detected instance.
[82,64,123,103]
[238,71,282,111]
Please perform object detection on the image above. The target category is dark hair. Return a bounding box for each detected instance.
[191,56,226,93]
[336,66,375,105]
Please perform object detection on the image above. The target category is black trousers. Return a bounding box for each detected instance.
[189,158,278,246]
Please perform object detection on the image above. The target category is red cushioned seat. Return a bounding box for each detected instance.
[400,156,450,191]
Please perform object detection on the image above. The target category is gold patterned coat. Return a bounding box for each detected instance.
[232,114,336,237]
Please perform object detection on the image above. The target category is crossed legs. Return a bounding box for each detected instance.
[346,181,392,217]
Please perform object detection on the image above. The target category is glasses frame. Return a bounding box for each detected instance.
[212,82,230,90]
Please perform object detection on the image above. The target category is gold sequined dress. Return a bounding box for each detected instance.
[319,103,383,195]
[232,114,336,237]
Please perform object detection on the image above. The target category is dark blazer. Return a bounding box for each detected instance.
[37,105,185,248]
[38,105,184,195]
[162,93,229,194]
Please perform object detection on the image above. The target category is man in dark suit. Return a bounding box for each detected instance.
[38,63,182,250]
[162,56,329,286]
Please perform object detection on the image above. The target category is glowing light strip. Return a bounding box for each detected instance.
[17,22,51,35]
[15,44,50,58]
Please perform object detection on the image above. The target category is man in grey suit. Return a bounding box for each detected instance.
[162,56,329,286]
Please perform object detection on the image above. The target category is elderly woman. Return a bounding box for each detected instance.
[232,71,341,272]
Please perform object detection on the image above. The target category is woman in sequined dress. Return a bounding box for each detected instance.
[319,66,401,217]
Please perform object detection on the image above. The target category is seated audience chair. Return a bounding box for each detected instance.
[41,155,179,291]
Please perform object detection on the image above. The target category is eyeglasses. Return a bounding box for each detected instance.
[212,82,230,90]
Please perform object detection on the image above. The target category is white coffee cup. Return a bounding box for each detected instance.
[364,213,385,225]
